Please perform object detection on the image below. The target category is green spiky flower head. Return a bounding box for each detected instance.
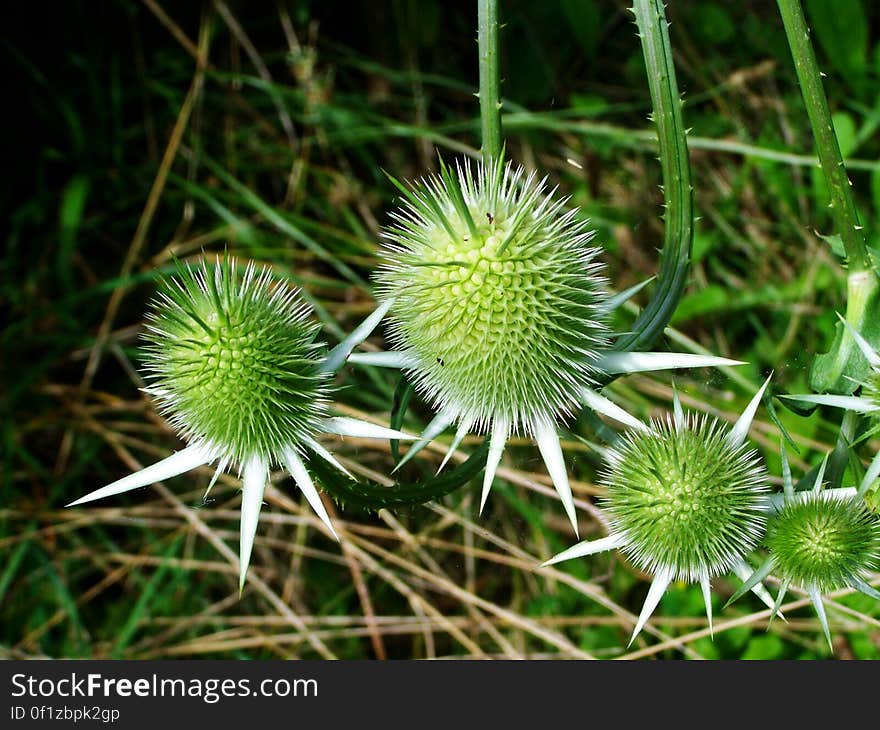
[766,493,880,594]
[143,259,329,465]
[604,415,769,581]
[70,256,423,591]
[375,156,609,434]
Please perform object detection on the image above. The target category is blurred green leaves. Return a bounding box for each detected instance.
[805,0,868,96]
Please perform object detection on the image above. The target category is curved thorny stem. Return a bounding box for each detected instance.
[614,0,694,355]
[308,436,490,511]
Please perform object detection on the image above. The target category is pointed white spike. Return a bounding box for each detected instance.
[837,312,880,368]
[66,444,212,506]
[542,534,622,567]
[779,393,880,413]
[479,418,509,514]
[857,449,880,498]
[780,441,794,500]
[581,388,649,431]
[629,566,673,645]
[732,560,784,619]
[728,375,772,448]
[812,453,830,493]
[766,487,856,512]
[534,418,578,535]
[322,417,417,441]
[700,572,713,639]
[346,351,416,369]
[726,557,775,606]
[672,381,684,433]
[437,419,473,474]
[809,588,833,651]
[600,277,655,313]
[302,436,354,480]
[393,410,455,472]
[850,576,880,601]
[239,456,268,592]
[203,457,230,501]
[594,351,745,375]
[768,579,789,627]
[283,446,339,541]
[320,298,394,373]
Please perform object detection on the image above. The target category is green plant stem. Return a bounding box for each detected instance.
[477,0,502,162]
[827,409,858,490]
[310,439,490,511]
[616,0,693,354]
[777,0,869,272]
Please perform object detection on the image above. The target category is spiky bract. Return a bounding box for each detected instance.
[862,370,880,410]
[603,415,769,581]
[143,260,328,464]
[766,493,880,593]
[375,157,609,434]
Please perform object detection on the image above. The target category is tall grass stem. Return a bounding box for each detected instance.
[614,0,693,354]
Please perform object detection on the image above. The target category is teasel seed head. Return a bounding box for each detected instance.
[766,492,880,595]
[603,414,769,582]
[375,155,610,435]
[142,260,330,465]
[69,257,418,590]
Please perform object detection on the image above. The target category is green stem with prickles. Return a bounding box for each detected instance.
[478,0,502,162]
[309,440,490,511]
[616,0,693,353]
[777,0,869,272]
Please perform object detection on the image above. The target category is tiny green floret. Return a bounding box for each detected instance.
[605,415,769,582]
[766,493,880,595]
[143,260,328,464]
[728,447,880,649]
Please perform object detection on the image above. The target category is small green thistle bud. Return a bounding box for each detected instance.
[604,414,769,582]
[143,260,329,465]
[376,156,609,434]
[728,448,880,649]
[766,493,880,595]
[545,381,774,643]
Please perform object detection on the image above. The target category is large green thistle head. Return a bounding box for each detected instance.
[375,156,610,434]
[70,257,423,591]
[766,493,880,594]
[603,414,769,582]
[142,259,329,465]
